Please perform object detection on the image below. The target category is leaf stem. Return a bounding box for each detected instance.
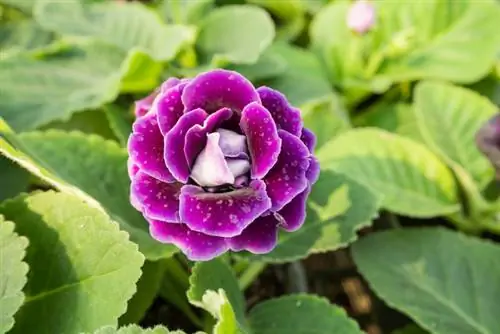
[238,262,266,290]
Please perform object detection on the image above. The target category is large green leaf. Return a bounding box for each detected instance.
[0,192,144,334]
[0,216,29,333]
[353,227,500,334]
[197,5,275,64]
[311,0,500,92]
[414,81,497,188]
[192,289,243,334]
[91,325,183,334]
[0,126,176,260]
[248,295,363,334]
[0,156,30,202]
[318,128,459,217]
[248,171,380,263]
[161,0,214,25]
[35,0,194,61]
[0,43,125,131]
[0,0,36,13]
[0,20,53,59]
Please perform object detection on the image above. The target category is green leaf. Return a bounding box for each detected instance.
[353,227,500,334]
[248,171,380,263]
[227,47,287,82]
[104,105,133,147]
[192,289,243,334]
[0,216,29,333]
[0,20,53,59]
[248,295,363,334]
[91,325,181,334]
[119,261,167,325]
[311,0,500,91]
[187,259,246,327]
[197,5,275,64]
[0,43,125,131]
[34,0,194,61]
[262,43,332,107]
[0,192,144,334]
[0,126,177,260]
[161,0,214,25]
[0,0,36,13]
[120,51,163,93]
[414,81,497,188]
[0,156,30,202]
[392,324,429,334]
[318,128,459,217]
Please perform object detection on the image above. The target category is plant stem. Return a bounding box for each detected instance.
[238,262,266,290]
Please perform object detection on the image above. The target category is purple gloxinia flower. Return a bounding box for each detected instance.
[346,0,376,34]
[476,113,500,178]
[128,69,319,261]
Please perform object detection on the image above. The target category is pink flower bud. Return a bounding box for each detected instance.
[347,0,376,34]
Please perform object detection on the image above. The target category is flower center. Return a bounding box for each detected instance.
[190,129,250,189]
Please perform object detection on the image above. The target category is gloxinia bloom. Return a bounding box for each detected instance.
[346,0,376,34]
[127,69,319,261]
[476,113,500,178]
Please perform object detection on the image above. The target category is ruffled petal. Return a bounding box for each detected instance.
[300,128,316,152]
[216,128,247,157]
[127,158,139,179]
[240,102,282,179]
[128,112,175,182]
[276,185,311,232]
[135,91,157,118]
[306,156,320,184]
[182,69,260,113]
[160,77,181,93]
[131,171,182,222]
[149,219,228,261]
[257,86,303,136]
[156,81,187,135]
[227,214,279,254]
[264,130,310,211]
[190,132,235,187]
[164,109,208,182]
[179,180,272,237]
[184,108,233,168]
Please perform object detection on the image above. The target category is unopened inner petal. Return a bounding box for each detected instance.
[227,159,251,178]
[216,128,248,157]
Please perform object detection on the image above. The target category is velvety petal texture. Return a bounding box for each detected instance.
[127,70,319,261]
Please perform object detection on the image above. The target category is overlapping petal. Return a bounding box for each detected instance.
[300,128,316,152]
[157,81,187,135]
[179,180,271,237]
[227,214,279,254]
[257,87,303,136]
[276,185,311,232]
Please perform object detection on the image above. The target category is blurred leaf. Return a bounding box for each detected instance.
[104,105,133,147]
[0,156,30,202]
[120,51,163,93]
[119,261,167,325]
[0,20,53,59]
[197,5,275,64]
[0,192,144,334]
[415,81,497,188]
[248,171,380,263]
[263,43,332,107]
[353,227,500,334]
[0,126,177,260]
[469,73,500,107]
[248,295,363,334]
[227,47,287,82]
[35,0,194,61]
[0,0,36,13]
[318,128,459,217]
[0,216,29,333]
[392,324,429,334]
[91,325,184,334]
[311,0,500,92]
[161,0,214,25]
[0,43,125,131]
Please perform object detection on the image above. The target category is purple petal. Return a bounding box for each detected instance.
[227,215,279,254]
[164,109,208,182]
[264,130,310,211]
[127,158,139,179]
[157,82,187,135]
[182,69,260,114]
[179,180,272,237]
[128,112,175,183]
[160,77,181,93]
[131,171,182,222]
[134,91,158,118]
[184,108,233,168]
[149,219,228,261]
[300,128,316,152]
[307,156,320,184]
[257,87,303,136]
[276,185,311,232]
[190,132,235,187]
[240,102,282,179]
[216,128,247,157]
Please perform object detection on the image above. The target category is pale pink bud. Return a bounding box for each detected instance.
[347,0,376,34]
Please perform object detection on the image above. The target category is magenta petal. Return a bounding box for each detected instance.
[164,109,208,182]
[307,157,320,184]
[160,77,181,93]
[150,219,228,261]
[182,69,260,113]
[131,171,182,222]
[179,180,272,237]
[128,112,175,183]
[240,102,282,179]
[276,185,311,232]
[227,215,279,254]
[184,108,233,168]
[264,130,310,211]
[127,158,139,179]
[157,82,187,135]
[300,128,316,152]
[257,87,303,136]
[135,91,157,118]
